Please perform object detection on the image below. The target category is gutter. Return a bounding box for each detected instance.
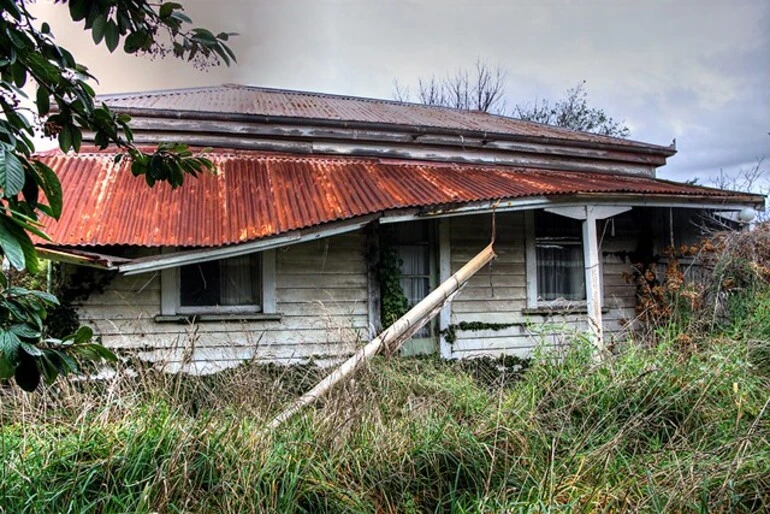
[380,194,765,223]
[117,215,378,275]
[36,247,128,270]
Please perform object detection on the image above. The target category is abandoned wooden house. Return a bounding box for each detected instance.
[36,84,764,373]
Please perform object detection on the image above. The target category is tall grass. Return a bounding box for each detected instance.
[2,226,769,513]
[1,323,768,512]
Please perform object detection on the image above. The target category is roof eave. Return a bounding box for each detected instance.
[40,193,763,257]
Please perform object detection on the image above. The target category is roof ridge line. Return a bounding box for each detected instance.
[97,83,668,149]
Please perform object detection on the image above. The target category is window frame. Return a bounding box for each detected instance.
[161,249,277,316]
[525,210,598,309]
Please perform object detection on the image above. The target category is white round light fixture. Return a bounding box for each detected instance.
[738,208,756,223]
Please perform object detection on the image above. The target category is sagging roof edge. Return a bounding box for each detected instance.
[37,194,764,275]
[36,247,131,270]
[111,106,678,158]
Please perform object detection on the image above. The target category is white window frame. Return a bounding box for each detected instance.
[161,249,276,316]
[525,211,593,309]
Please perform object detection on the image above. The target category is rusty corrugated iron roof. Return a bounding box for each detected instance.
[36,148,753,248]
[97,84,672,153]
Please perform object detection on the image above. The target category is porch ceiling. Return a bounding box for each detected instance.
[36,147,763,248]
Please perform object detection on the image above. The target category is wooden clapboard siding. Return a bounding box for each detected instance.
[74,232,368,369]
[447,211,641,358]
[72,210,647,369]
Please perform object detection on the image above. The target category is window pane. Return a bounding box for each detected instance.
[180,254,261,308]
[535,211,586,302]
[536,243,585,301]
[536,211,582,238]
[180,260,221,306]
[220,254,261,306]
[398,245,431,337]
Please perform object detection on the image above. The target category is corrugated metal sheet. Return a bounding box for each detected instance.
[37,148,748,248]
[98,84,669,152]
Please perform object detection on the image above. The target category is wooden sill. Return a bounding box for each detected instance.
[521,307,610,316]
[154,313,283,323]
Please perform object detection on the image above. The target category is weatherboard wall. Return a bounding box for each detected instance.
[70,216,640,371]
[72,232,369,373]
[445,212,639,358]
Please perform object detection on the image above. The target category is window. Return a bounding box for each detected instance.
[393,223,435,339]
[180,254,262,311]
[527,211,586,305]
[161,250,276,316]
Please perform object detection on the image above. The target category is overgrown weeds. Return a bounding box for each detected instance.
[1,226,769,512]
[1,329,768,513]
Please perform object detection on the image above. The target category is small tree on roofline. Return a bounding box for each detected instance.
[0,0,235,391]
[394,59,507,114]
[394,62,631,138]
[512,80,630,138]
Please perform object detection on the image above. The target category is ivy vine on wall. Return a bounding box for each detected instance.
[441,321,519,344]
[377,246,409,328]
[47,264,116,339]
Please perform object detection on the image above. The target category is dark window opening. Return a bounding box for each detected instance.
[180,254,262,309]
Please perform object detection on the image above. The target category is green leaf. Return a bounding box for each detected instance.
[0,217,26,270]
[1,299,28,323]
[69,0,88,21]
[0,0,22,20]
[22,170,39,207]
[71,342,117,363]
[38,353,59,384]
[104,21,119,52]
[1,218,38,273]
[36,86,51,116]
[25,53,61,85]
[160,2,183,18]
[34,160,63,219]
[73,325,94,345]
[91,14,106,44]
[10,323,42,339]
[124,31,149,54]
[0,147,25,197]
[4,210,50,242]
[71,126,83,153]
[19,341,43,357]
[24,290,60,307]
[11,61,27,88]
[41,349,78,377]
[170,11,192,24]
[14,352,40,392]
[0,330,22,365]
[58,125,72,152]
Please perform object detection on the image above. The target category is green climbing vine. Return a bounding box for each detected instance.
[47,265,115,339]
[378,246,409,327]
[441,321,519,344]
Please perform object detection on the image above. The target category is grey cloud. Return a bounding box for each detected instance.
[29,0,770,186]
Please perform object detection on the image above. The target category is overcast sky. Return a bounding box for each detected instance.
[31,0,770,185]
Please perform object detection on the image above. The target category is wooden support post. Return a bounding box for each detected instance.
[547,205,630,350]
[366,223,381,340]
[582,207,603,349]
[438,219,452,359]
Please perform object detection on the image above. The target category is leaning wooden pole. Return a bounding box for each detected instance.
[268,243,496,430]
